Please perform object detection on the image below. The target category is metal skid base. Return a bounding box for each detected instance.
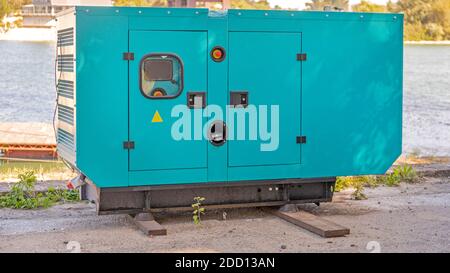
[81,177,336,215]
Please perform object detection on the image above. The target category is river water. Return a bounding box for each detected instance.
[0,41,449,156]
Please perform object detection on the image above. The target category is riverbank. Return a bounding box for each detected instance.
[405,41,450,45]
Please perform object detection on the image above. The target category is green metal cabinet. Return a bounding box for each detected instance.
[55,7,403,213]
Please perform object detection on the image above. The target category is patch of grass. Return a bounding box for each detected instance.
[335,176,380,192]
[381,172,401,187]
[0,171,79,209]
[352,184,367,200]
[335,177,368,200]
[0,159,75,181]
[334,177,353,192]
[392,165,419,183]
[336,165,419,200]
[379,165,420,187]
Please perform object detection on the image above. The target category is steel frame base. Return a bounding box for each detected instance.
[81,177,336,215]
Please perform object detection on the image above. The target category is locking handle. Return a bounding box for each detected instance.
[208,121,227,146]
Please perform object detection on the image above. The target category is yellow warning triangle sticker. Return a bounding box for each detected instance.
[152,110,163,123]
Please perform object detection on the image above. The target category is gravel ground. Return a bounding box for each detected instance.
[0,176,450,253]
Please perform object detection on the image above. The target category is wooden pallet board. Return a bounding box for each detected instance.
[0,123,55,145]
[266,208,350,238]
[0,123,57,159]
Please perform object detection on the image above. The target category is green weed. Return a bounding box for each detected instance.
[393,165,419,183]
[192,196,206,225]
[335,165,419,200]
[0,171,79,209]
[335,177,368,200]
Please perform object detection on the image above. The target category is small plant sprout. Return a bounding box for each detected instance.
[192,196,206,225]
[394,165,419,183]
[382,165,419,186]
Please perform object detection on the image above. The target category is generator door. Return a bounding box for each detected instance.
[128,31,208,171]
[228,32,302,167]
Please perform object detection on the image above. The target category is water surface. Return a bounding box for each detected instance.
[0,41,56,123]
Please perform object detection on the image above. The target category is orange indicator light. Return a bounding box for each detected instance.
[211,47,225,62]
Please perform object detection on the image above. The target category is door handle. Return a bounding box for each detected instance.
[208,120,226,146]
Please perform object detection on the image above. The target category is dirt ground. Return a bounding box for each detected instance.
[1,175,450,253]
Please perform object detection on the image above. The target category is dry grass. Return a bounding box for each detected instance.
[395,154,450,165]
[0,160,75,182]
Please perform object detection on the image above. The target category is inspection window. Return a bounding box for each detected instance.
[140,54,183,98]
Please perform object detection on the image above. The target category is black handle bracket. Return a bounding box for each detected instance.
[296,136,307,144]
[187,92,206,109]
[230,91,249,108]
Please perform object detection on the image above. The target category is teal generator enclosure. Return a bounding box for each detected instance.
[55,7,403,214]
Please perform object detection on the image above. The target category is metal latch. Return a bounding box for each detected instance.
[123,141,135,149]
[296,53,307,61]
[296,136,307,144]
[123,52,134,61]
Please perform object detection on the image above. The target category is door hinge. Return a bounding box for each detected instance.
[296,136,307,144]
[123,141,135,149]
[123,52,134,61]
[296,53,307,61]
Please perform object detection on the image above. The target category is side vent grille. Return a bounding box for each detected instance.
[57,79,74,99]
[57,27,74,47]
[55,14,76,165]
[57,128,75,154]
[58,104,74,125]
[57,54,74,72]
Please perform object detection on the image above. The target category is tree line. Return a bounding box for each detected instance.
[353,0,449,41]
[113,0,273,9]
[298,0,449,41]
[2,0,449,41]
[1,0,30,18]
[114,0,450,41]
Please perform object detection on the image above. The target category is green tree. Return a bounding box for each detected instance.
[114,0,167,7]
[1,0,12,19]
[114,0,271,9]
[231,0,270,9]
[114,0,167,6]
[429,0,450,40]
[352,0,386,12]
[1,0,31,28]
[389,0,433,25]
[388,0,450,41]
[306,0,349,11]
[1,0,30,18]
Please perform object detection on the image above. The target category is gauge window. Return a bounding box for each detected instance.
[140,54,183,98]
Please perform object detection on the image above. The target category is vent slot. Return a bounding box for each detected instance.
[58,104,74,125]
[57,27,74,47]
[57,79,74,99]
[57,128,75,154]
[57,54,74,72]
